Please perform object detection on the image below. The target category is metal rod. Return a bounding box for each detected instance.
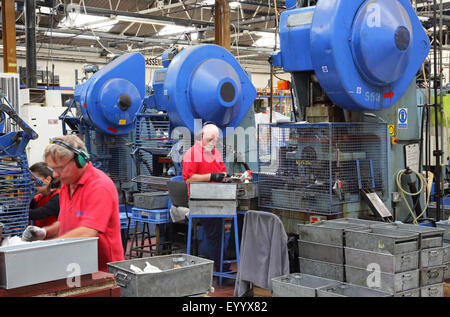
[433,0,441,222]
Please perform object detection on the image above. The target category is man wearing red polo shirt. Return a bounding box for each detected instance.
[22,135,124,272]
[182,123,227,273]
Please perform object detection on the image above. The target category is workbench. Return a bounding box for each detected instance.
[0,272,120,297]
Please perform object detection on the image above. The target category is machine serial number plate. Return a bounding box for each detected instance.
[287,11,314,27]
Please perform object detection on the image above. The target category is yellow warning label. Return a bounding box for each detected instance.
[119,119,126,125]
[388,125,396,136]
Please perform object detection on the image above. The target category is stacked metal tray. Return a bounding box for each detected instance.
[436,220,450,281]
[271,273,337,297]
[297,220,369,282]
[370,223,446,297]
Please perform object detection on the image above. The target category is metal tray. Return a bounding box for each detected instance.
[0,237,98,289]
[316,281,392,297]
[373,223,445,249]
[298,240,344,264]
[419,265,445,286]
[444,243,450,263]
[393,289,420,297]
[344,227,419,255]
[188,200,237,215]
[420,247,444,268]
[328,218,386,227]
[189,183,237,200]
[345,265,420,294]
[271,273,337,297]
[133,191,169,210]
[436,220,450,241]
[299,257,345,282]
[298,220,368,246]
[344,247,419,273]
[107,254,213,297]
[420,283,444,297]
[237,182,258,199]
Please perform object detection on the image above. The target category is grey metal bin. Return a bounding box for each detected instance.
[107,254,214,297]
[0,237,98,289]
[271,273,337,297]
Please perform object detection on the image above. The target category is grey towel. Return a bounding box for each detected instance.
[234,210,290,297]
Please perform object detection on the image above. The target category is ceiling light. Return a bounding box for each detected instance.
[44,31,100,41]
[157,25,196,36]
[116,15,175,26]
[58,14,119,32]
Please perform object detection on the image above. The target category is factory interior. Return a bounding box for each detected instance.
[0,0,450,301]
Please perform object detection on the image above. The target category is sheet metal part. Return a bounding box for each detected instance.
[298,240,344,264]
[420,247,445,268]
[133,191,169,210]
[298,221,368,246]
[436,220,450,242]
[271,273,337,297]
[394,289,420,297]
[107,254,213,297]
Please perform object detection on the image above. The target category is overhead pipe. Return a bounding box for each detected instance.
[24,0,37,88]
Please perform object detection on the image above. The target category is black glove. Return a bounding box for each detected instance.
[210,172,225,182]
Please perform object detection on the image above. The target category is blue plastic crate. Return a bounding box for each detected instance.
[131,207,170,224]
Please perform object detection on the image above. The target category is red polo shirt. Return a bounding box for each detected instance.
[182,141,227,182]
[58,162,124,272]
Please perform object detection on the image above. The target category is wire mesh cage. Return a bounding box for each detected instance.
[0,155,33,237]
[257,122,388,215]
[85,128,133,183]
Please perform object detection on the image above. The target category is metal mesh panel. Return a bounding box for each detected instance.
[135,114,174,156]
[257,122,388,215]
[87,129,133,183]
[0,155,33,237]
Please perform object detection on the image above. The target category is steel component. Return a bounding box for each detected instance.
[189,183,237,200]
[345,247,419,274]
[271,273,337,297]
[276,0,430,111]
[436,220,450,242]
[316,281,392,297]
[188,200,237,216]
[107,254,213,297]
[0,238,98,289]
[344,265,420,294]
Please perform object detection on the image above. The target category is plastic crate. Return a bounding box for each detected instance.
[131,207,170,224]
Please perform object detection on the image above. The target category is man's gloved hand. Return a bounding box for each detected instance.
[210,172,226,182]
[22,226,46,242]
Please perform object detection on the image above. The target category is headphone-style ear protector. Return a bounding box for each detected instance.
[49,139,90,168]
[202,121,215,127]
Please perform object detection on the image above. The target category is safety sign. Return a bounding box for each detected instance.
[398,108,408,129]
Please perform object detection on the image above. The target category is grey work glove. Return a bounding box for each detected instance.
[22,225,46,242]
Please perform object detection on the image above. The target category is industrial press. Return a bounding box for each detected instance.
[262,0,433,226]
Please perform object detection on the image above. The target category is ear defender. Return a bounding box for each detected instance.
[49,139,90,168]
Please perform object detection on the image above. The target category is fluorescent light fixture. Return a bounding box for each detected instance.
[229,1,241,9]
[253,31,279,48]
[157,25,196,36]
[44,31,100,41]
[201,0,215,5]
[59,14,119,32]
[116,15,175,26]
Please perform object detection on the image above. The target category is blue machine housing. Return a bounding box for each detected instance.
[274,0,430,111]
[74,52,146,135]
[150,44,257,135]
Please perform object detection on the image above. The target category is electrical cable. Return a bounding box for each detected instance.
[396,169,431,225]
